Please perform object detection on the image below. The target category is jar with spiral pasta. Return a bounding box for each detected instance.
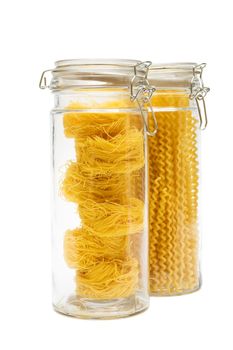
[39,59,157,318]
[147,63,209,296]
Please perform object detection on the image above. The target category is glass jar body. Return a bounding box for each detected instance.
[51,89,149,318]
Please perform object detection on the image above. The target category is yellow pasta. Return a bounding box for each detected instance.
[63,100,141,140]
[61,161,131,204]
[64,228,130,269]
[79,198,144,237]
[61,89,200,298]
[149,91,200,295]
[76,258,139,299]
[75,129,144,175]
[61,100,145,299]
[150,90,190,108]
[64,111,130,139]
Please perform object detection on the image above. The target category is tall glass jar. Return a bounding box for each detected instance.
[148,63,209,296]
[40,59,156,318]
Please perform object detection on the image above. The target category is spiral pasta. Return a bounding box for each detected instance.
[149,91,200,295]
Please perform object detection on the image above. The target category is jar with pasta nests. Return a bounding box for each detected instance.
[39,59,157,319]
[147,62,209,296]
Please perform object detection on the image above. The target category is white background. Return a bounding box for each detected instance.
[0,0,232,349]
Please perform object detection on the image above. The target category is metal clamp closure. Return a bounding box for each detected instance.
[190,63,210,130]
[39,70,52,89]
[131,62,157,136]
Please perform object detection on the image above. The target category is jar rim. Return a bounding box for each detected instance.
[46,59,150,92]
[148,62,199,89]
[150,62,197,72]
[54,59,141,69]
[40,60,204,92]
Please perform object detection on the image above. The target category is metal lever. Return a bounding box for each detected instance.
[190,63,210,130]
[39,70,52,89]
[131,62,157,136]
[135,87,157,136]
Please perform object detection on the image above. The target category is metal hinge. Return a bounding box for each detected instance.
[190,63,210,130]
[39,69,52,89]
[131,61,157,136]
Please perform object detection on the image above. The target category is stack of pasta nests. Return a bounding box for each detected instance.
[61,98,145,299]
[149,91,200,295]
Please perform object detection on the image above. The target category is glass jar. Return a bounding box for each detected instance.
[40,59,156,318]
[148,63,209,296]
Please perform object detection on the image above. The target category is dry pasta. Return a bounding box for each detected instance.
[149,91,199,295]
[75,258,139,299]
[79,198,144,237]
[64,228,130,269]
[61,100,145,299]
[61,162,132,204]
[75,129,144,175]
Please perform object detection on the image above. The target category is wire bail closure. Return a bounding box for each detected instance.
[190,63,210,130]
[130,62,157,136]
[39,70,52,89]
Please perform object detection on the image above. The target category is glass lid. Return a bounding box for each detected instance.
[148,62,199,88]
[44,59,147,91]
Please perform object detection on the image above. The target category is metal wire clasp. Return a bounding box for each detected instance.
[39,70,52,89]
[190,63,210,130]
[130,62,157,136]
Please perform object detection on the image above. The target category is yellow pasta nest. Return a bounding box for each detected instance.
[64,111,130,139]
[64,228,130,269]
[75,258,139,299]
[63,101,142,140]
[79,198,144,237]
[61,162,132,204]
[61,100,145,300]
[76,129,144,175]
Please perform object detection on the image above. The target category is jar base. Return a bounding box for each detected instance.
[150,284,201,297]
[53,293,149,319]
